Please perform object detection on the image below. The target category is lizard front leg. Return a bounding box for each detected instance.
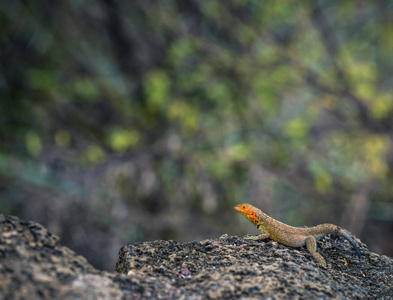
[305,236,327,268]
[243,224,270,240]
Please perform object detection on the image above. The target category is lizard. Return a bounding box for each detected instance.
[234,203,361,267]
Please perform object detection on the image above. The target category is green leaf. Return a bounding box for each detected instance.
[227,143,250,162]
[25,131,42,157]
[284,117,308,139]
[73,78,99,101]
[55,130,71,148]
[108,128,140,152]
[85,145,106,164]
[144,69,171,111]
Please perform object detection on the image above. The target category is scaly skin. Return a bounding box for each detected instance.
[234,203,361,267]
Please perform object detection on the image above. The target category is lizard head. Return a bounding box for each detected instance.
[234,203,259,225]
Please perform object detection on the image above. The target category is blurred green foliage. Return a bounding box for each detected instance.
[1,0,393,270]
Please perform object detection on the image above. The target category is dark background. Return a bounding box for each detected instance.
[1,0,392,271]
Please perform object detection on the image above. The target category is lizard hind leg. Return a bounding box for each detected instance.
[305,236,327,268]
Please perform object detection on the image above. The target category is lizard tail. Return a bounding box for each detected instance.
[338,228,361,263]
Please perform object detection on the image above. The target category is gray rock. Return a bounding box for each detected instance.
[1,215,392,299]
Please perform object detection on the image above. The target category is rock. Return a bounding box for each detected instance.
[1,214,392,299]
[116,234,393,299]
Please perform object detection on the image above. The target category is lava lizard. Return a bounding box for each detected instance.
[234,203,361,267]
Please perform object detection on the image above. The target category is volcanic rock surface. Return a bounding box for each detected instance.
[1,214,392,299]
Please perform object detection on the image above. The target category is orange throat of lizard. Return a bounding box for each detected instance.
[234,203,259,225]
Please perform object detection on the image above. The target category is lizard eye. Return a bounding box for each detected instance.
[251,212,254,215]
[242,205,246,209]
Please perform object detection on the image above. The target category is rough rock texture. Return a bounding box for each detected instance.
[1,214,393,299]
[116,235,393,299]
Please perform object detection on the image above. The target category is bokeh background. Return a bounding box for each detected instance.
[1,0,393,271]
